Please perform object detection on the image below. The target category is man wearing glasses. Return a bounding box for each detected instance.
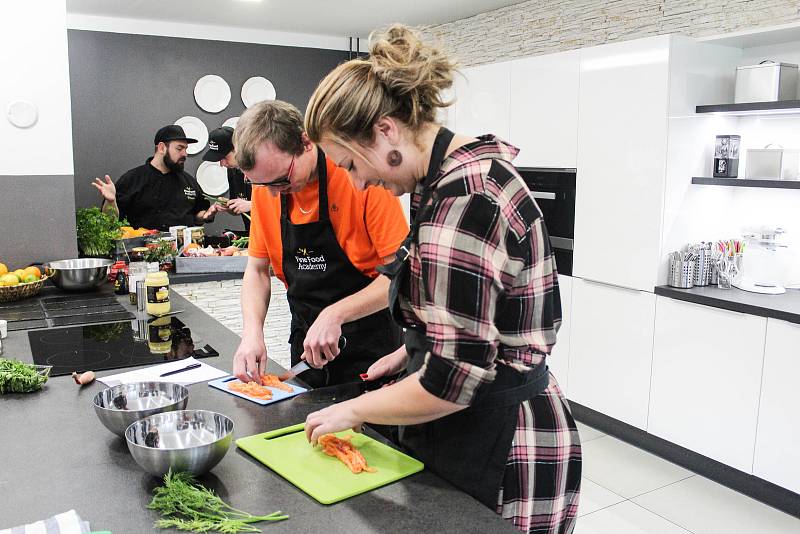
[231,100,409,388]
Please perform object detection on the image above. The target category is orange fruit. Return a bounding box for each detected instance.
[23,266,41,279]
[0,263,7,276]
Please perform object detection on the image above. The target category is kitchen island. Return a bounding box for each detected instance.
[0,289,516,533]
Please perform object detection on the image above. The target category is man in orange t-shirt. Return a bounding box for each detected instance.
[231,101,409,388]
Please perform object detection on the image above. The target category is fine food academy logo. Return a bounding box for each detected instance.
[295,248,327,272]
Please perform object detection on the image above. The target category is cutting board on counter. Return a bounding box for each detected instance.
[208,376,307,405]
[236,423,424,504]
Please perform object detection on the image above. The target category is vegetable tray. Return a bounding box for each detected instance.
[236,423,424,504]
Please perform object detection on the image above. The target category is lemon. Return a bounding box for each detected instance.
[0,263,7,276]
[0,273,20,286]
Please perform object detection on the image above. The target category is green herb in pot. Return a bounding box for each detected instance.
[148,470,288,533]
[76,207,129,257]
[0,358,50,394]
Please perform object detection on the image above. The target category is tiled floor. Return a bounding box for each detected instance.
[573,421,800,534]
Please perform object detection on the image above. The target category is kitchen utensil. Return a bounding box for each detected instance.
[734,61,799,103]
[193,74,231,113]
[126,409,233,477]
[207,375,307,405]
[277,336,347,381]
[173,116,208,155]
[94,381,189,437]
[43,258,114,291]
[196,161,230,195]
[160,362,201,377]
[668,255,695,289]
[241,76,276,107]
[291,380,385,404]
[236,423,424,504]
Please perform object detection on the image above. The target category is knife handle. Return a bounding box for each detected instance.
[262,423,305,440]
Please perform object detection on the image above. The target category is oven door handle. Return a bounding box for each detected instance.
[531,191,557,200]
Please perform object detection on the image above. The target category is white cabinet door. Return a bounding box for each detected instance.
[549,274,572,394]
[753,319,800,493]
[573,36,671,291]
[567,278,655,429]
[453,62,511,140]
[649,297,766,473]
[509,50,579,169]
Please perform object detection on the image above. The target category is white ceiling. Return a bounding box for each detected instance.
[66,0,525,38]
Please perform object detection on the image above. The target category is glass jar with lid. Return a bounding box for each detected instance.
[145,271,171,316]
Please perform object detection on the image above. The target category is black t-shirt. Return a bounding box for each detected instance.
[227,167,252,232]
[115,158,210,231]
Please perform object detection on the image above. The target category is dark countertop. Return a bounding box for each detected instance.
[0,291,515,533]
[655,285,800,325]
[164,271,244,284]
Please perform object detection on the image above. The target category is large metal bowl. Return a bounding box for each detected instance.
[43,258,114,291]
[93,382,189,437]
[125,410,234,477]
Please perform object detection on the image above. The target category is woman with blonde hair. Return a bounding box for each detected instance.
[303,25,581,534]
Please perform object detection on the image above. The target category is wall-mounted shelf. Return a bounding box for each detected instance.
[695,100,800,116]
[692,177,800,189]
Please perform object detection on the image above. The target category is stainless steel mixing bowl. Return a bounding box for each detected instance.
[93,382,189,437]
[43,258,114,291]
[125,410,234,477]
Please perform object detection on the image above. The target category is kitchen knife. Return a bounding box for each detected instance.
[277,336,347,381]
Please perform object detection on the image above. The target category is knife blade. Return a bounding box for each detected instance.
[277,336,347,381]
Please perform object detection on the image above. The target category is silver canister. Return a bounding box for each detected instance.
[136,279,146,312]
[668,258,695,289]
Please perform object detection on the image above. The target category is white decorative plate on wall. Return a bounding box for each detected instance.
[241,77,276,108]
[194,75,231,113]
[222,116,239,129]
[6,100,38,128]
[174,116,209,155]
[196,161,229,196]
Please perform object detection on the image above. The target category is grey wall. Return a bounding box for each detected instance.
[68,29,349,234]
[0,175,78,267]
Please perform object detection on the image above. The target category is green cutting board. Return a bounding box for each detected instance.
[236,423,424,504]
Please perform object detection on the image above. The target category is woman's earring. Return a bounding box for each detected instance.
[387,150,403,167]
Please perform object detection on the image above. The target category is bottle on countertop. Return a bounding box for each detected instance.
[113,267,128,295]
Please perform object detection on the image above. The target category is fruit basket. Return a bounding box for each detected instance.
[0,275,48,303]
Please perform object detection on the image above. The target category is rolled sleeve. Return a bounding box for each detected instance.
[415,192,511,405]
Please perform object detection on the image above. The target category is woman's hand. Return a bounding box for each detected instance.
[227,198,251,215]
[305,401,363,445]
[362,346,409,382]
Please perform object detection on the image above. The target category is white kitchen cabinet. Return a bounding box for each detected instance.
[509,50,579,169]
[567,278,655,429]
[573,36,671,291]
[548,274,573,394]
[453,62,511,140]
[648,297,767,473]
[753,319,800,493]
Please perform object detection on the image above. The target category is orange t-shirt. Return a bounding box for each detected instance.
[248,156,409,285]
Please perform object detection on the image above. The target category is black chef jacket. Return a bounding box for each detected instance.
[115,158,210,231]
[227,167,252,232]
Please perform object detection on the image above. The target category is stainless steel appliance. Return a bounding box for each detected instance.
[517,168,576,276]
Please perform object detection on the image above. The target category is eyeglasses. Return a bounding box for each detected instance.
[255,155,294,188]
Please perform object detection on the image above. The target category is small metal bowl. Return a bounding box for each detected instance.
[43,258,114,291]
[125,410,234,477]
[93,382,189,437]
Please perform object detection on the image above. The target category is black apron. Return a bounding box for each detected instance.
[281,147,402,388]
[379,128,551,509]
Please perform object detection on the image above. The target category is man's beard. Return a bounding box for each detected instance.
[164,152,185,171]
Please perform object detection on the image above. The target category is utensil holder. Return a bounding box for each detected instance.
[668,259,695,289]
[693,253,713,286]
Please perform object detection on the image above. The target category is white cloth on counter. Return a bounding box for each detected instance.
[0,509,90,534]
[98,356,228,387]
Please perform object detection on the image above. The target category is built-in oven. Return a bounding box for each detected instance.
[517,168,576,276]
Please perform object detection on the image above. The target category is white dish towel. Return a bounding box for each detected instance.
[0,509,90,534]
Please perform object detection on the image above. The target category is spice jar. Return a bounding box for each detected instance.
[145,271,171,316]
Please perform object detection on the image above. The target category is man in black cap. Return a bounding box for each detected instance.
[202,126,252,232]
[92,124,221,230]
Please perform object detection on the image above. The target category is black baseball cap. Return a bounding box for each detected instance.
[154,124,198,145]
[202,126,235,162]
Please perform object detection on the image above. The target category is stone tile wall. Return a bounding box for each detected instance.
[172,277,292,370]
[423,0,800,66]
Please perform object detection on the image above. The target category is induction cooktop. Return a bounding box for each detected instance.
[27,317,218,377]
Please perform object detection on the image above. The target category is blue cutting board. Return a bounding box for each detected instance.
[208,376,307,405]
